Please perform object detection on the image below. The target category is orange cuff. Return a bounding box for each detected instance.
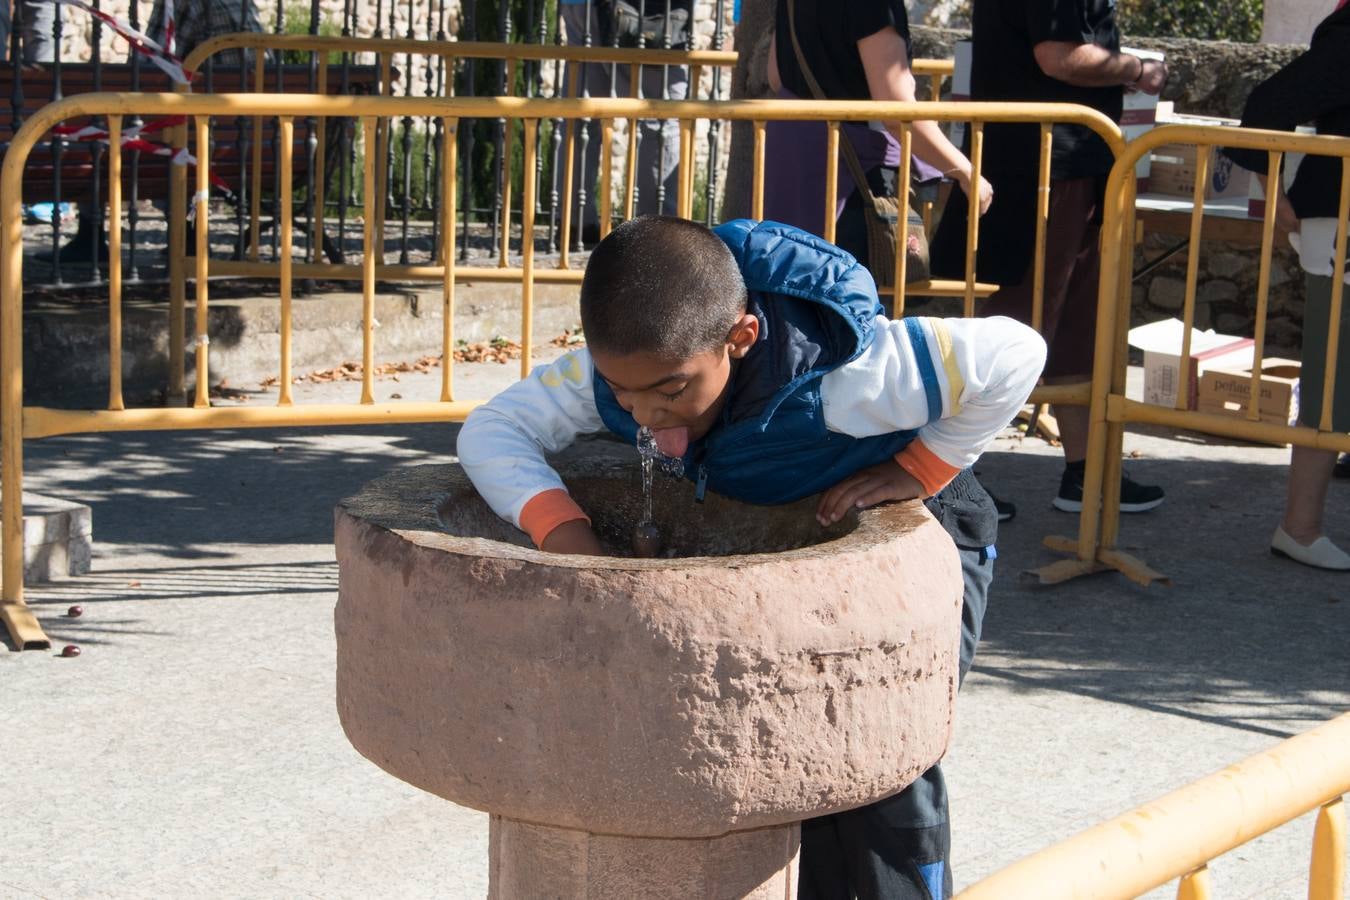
[895,440,961,497]
[519,489,591,547]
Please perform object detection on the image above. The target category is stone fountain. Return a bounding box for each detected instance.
[334,459,961,898]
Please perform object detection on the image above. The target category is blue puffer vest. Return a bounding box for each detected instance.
[593,219,944,506]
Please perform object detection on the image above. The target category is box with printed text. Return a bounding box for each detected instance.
[1198,358,1301,428]
[1127,318,1256,410]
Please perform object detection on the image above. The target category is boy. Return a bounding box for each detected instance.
[458,216,1044,899]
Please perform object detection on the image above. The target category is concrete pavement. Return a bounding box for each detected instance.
[2,353,1348,899]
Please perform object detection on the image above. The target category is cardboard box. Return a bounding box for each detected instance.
[1147,112,1253,202]
[1198,358,1301,427]
[1128,318,1256,410]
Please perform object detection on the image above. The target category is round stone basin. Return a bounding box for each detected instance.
[334,460,962,840]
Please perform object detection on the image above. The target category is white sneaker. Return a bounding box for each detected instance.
[1271,526,1350,571]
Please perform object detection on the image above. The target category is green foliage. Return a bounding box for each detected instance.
[280,3,344,65]
[1117,0,1263,42]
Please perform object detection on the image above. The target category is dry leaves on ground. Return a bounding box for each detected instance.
[259,332,585,388]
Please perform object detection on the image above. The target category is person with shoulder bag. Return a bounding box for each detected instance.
[762,0,992,298]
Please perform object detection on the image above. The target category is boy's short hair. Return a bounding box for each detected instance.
[580,216,748,359]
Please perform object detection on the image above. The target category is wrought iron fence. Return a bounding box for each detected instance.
[3,0,737,288]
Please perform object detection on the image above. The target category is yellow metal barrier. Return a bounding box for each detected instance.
[178,34,951,99]
[4,82,1345,900]
[957,710,1350,900]
[1,91,1117,651]
[163,36,953,402]
[1040,124,1350,587]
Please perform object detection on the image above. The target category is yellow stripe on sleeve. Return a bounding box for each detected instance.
[925,318,964,416]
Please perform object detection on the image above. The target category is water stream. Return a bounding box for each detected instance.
[633,427,683,557]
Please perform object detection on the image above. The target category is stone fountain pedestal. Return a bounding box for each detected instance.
[334,461,962,898]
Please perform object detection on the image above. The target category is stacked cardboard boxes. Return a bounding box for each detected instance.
[1146,110,1252,201]
[1198,358,1301,428]
[1127,318,1256,410]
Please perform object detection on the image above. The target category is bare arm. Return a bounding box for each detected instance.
[1256,173,1301,239]
[1032,41,1167,94]
[857,26,994,214]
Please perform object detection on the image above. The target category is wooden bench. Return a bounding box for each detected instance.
[0,62,380,208]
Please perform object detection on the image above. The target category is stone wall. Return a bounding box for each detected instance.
[1134,237,1305,349]
[910,26,1305,120]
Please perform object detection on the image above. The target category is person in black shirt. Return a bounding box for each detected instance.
[931,0,1168,518]
[1227,1,1350,571]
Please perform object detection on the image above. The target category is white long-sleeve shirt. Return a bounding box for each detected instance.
[458,315,1045,543]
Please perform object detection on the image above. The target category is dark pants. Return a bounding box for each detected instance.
[981,177,1102,380]
[802,199,997,899]
[797,546,992,900]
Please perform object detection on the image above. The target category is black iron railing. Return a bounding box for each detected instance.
[2,0,734,288]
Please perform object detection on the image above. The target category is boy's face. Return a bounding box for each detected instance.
[590,314,759,458]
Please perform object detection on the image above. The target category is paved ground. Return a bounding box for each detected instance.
[3,351,1348,899]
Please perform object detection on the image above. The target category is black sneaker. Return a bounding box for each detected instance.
[1335,454,1350,479]
[1053,466,1165,513]
[989,493,1016,523]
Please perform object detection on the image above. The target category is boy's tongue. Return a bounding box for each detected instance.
[652,426,689,458]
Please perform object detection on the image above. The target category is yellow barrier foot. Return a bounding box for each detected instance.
[1098,548,1171,588]
[1,600,52,650]
[1021,556,1105,585]
[1030,536,1172,588]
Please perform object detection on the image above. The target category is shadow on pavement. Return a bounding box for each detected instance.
[13,424,1350,736]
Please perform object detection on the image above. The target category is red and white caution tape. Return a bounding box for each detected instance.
[51,0,193,85]
[51,115,187,142]
[49,118,234,195]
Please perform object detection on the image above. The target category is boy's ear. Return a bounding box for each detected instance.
[726,314,759,359]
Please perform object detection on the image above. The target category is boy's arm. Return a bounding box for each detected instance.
[456,349,607,549]
[821,315,1046,496]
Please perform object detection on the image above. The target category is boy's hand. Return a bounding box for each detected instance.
[816,461,925,526]
[539,519,606,556]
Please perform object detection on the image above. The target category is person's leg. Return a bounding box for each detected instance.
[798,815,853,900]
[1047,229,1094,467]
[1005,179,1163,512]
[1273,272,1350,567]
[0,1,11,64]
[817,766,952,900]
[1282,445,1338,544]
[633,61,687,217]
[561,4,607,235]
[798,534,994,900]
[21,0,56,64]
[977,179,1084,512]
